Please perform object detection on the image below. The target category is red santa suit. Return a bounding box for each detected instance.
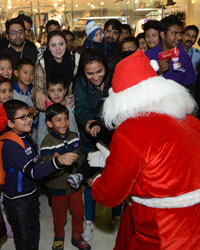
[91,50,200,249]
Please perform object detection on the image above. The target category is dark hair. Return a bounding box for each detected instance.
[0,77,12,88]
[62,29,75,40]
[0,52,13,66]
[45,103,69,122]
[77,48,108,77]
[15,58,35,70]
[183,25,199,36]
[136,32,145,40]
[5,17,25,34]
[159,15,183,34]
[17,13,33,27]
[143,20,160,33]
[46,75,66,89]
[104,19,122,34]
[121,36,139,49]
[46,20,61,33]
[3,100,28,120]
[121,24,131,34]
[47,30,66,48]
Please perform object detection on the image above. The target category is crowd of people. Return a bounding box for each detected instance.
[0,11,200,250]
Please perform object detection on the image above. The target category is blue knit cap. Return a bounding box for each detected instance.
[85,20,102,41]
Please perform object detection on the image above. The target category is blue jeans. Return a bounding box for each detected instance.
[84,186,122,221]
[3,191,40,250]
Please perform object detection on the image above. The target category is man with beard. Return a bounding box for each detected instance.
[3,18,38,69]
[146,15,196,87]
[182,25,200,76]
[103,19,122,74]
[90,50,200,250]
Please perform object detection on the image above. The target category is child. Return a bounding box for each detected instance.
[83,20,106,55]
[136,32,148,52]
[40,103,91,250]
[121,36,139,53]
[13,58,38,141]
[0,52,13,80]
[0,77,13,104]
[37,75,78,151]
[0,77,13,238]
[1,99,78,250]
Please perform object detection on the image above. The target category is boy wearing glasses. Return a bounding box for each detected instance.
[1,99,78,250]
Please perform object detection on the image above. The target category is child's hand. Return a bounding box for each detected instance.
[29,107,38,117]
[57,152,78,166]
[85,120,101,136]
[87,178,94,187]
[90,125,101,137]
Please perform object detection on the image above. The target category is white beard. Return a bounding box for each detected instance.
[102,76,197,129]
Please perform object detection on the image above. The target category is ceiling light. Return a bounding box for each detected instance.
[100,2,104,5]
[75,4,78,7]
[53,3,58,7]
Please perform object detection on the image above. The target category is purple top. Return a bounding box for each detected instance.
[145,42,196,86]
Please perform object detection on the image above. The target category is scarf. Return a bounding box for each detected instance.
[43,48,73,91]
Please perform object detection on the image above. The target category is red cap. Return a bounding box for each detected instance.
[0,104,8,132]
[112,49,157,93]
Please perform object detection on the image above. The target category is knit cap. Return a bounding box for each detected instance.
[85,20,102,41]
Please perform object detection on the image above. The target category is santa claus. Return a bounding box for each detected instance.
[89,49,200,249]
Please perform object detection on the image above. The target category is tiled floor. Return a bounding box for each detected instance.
[0,193,117,250]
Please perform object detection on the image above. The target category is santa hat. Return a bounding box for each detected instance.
[0,104,8,132]
[112,49,157,93]
[85,20,102,41]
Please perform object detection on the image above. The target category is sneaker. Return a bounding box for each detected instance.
[67,173,83,190]
[82,221,94,242]
[71,237,91,250]
[112,216,121,237]
[52,238,64,250]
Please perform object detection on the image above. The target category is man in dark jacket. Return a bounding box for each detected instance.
[3,17,38,68]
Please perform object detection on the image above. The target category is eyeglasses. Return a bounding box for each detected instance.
[9,30,24,36]
[12,113,34,121]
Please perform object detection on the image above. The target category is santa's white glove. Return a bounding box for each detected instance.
[87,143,110,168]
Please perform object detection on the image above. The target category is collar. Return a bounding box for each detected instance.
[13,81,32,95]
[49,128,69,141]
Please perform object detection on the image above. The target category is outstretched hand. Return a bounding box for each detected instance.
[87,143,110,168]
[58,152,78,166]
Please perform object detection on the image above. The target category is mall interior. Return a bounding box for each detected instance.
[0,0,200,46]
[0,0,200,249]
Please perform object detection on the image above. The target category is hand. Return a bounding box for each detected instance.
[158,59,170,74]
[87,178,94,187]
[85,120,101,136]
[57,152,78,166]
[35,92,48,110]
[29,107,38,117]
[87,143,110,168]
[90,125,101,137]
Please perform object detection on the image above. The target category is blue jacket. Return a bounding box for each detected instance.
[2,132,61,199]
[145,42,196,86]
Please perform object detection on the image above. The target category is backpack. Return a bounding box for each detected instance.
[0,131,25,185]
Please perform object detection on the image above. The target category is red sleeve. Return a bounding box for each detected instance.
[92,129,145,207]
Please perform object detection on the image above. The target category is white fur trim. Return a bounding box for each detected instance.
[92,174,101,186]
[131,189,200,208]
[103,76,197,129]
